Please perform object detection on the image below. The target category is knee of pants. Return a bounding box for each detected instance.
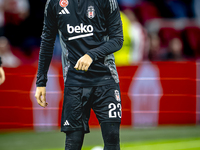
[65,131,84,150]
[106,129,119,144]
[101,122,120,145]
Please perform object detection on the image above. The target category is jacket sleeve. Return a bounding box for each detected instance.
[86,0,123,61]
[36,0,57,87]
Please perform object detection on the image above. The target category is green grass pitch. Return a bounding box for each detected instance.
[0,126,199,150]
[48,138,200,150]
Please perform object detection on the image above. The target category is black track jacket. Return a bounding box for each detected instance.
[36,0,123,87]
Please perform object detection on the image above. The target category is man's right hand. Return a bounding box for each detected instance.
[35,87,48,108]
[0,67,5,85]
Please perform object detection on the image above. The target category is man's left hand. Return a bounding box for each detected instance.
[74,54,93,71]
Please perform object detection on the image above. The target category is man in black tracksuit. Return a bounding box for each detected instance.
[35,0,123,149]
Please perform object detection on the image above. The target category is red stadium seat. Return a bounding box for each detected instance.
[181,27,200,57]
[133,2,161,25]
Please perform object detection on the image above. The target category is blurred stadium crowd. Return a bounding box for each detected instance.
[0,0,200,67]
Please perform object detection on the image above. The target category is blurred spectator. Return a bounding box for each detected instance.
[148,33,161,61]
[0,36,20,67]
[161,38,184,61]
[0,56,5,85]
[17,0,46,55]
[158,27,181,48]
[0,0,30,54]
[3,0,30,48]
[123,9,148,64]
[148,34,184,61]
[0,0,29,28]
[114,12,132,66]
[4,0,29,24]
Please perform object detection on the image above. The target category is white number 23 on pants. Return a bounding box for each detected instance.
[108,103,122,118]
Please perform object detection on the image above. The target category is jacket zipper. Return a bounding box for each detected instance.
[78,0,80,8]
[77,0,80,13]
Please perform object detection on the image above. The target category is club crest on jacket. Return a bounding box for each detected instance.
[87,6,95,19]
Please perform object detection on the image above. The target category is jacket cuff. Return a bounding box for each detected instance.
[87,51,98,61]
[36,74,47,87]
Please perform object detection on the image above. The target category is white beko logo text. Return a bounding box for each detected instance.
[67,23,94,41]
[67,23,93,34]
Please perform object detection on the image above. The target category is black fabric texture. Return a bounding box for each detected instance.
[65,131,85,150]
[101,122,120,150]
[61,83,121,133]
